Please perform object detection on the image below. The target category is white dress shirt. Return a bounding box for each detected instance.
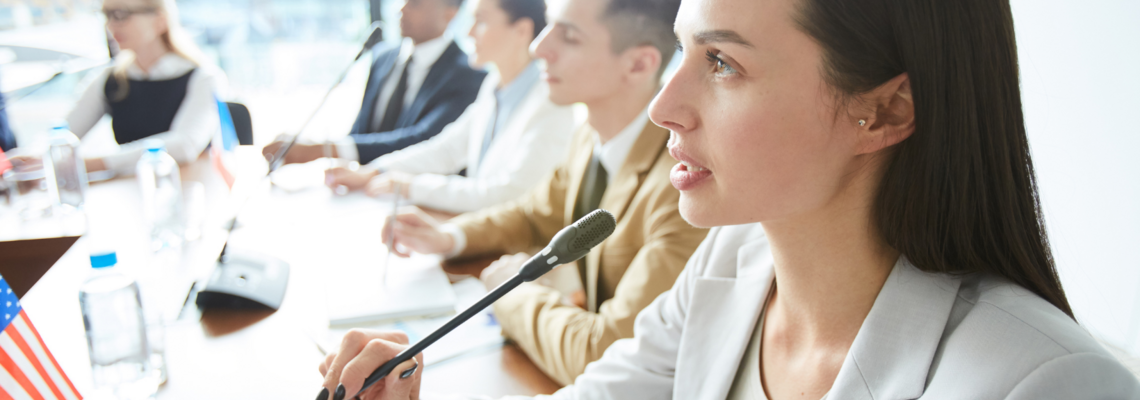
[594,109,648,182]
[336,34,455,162]
[441,108,649,257]
[66,53,228,176]
[365,63,574,214]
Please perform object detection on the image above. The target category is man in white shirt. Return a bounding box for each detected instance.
[263,0,486,165]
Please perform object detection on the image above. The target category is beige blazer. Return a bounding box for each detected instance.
[508,223,1140,400]
[450,121,709,385]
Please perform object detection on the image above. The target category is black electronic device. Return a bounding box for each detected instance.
[195,251,290,310]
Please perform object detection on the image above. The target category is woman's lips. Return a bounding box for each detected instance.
[668,147,712,191]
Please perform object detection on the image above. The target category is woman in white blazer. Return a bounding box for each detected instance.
[316,0,1140,398]
[326,0,574,214]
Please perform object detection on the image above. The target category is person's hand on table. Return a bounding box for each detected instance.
[318,329,422,400]
[479,252,530,291]
[261,134,331,165]
[380,206,455,257]
[365,171,414,198]
[326,167,379,191]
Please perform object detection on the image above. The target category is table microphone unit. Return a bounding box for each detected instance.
[266,23,385,174]
[343,209,618,398]
[195,181,291,311]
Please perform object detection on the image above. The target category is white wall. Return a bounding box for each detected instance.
[1010,0,1140,352]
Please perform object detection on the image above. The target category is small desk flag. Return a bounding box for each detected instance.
[0,275,82,400]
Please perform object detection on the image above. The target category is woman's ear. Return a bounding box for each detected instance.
[853,73,914,155]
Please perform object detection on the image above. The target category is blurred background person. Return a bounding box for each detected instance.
[324,0,575,214]
[262,0,486,165]
[63,0,228,176]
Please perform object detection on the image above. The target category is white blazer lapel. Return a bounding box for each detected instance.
[829,257,962,400]
[675,238,774,400]
[465,75,499,176]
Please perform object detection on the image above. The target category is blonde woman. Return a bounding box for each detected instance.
[66,0,227,176]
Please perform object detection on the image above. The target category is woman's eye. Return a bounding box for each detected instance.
[705,50,737,77]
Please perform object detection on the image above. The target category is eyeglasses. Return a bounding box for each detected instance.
[102,8,157,23]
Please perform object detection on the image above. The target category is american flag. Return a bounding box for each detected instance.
[0,275,82,400]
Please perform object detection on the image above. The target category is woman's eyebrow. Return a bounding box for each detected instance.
[693,30,754,48]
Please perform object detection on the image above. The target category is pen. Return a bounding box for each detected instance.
[382,181,401,287]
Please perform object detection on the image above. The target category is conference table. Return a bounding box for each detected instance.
[12,148,562,399]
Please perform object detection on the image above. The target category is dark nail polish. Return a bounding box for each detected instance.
[400,363,418,379]
[316,387,329,400]
[333,384,346,400]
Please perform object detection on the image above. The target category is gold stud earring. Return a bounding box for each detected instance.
[858,119,867,127]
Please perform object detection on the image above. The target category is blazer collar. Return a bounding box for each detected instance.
[676,237,775,400]
[353,45,401,133]
[597,121,669,221]
[829,257,962,400]
[399,41,464,127]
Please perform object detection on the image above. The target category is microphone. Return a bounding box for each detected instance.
[354,25,386,62]
[345,209,617,398]
[266,23,385,174]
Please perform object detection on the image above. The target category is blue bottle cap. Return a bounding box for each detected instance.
[142,138,165,153]
[90,251,117,268]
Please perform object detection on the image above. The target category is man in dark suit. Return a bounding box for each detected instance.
[263,0,485,164]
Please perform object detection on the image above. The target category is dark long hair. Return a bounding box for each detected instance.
[796,0,1073,317]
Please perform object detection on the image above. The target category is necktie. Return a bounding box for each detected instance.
[377,55,412,132]
[574,151,608,222]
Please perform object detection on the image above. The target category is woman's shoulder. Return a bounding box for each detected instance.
[930,273,1140,397]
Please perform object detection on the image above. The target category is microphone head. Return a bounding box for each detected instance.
[363,25,385,50]
[355,24,385,60]
[518,209,616,281]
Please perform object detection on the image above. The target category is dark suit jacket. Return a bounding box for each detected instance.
[349,40,486,163]
[0,75,16,152]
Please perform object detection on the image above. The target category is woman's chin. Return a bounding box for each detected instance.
[678,195,721,228]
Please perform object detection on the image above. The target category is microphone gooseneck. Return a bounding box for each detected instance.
[266,24,385,173]
[346,209,617,398]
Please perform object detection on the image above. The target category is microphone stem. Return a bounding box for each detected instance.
[355,271,530,396]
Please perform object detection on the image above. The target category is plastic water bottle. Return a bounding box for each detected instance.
[42,123,88,210]
[136,140,183,251]
[79,251,159,400]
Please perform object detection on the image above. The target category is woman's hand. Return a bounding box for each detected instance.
[318,329,423,400]
[326,167,380,191]
[365,171,414,198]
[380,206,456,257]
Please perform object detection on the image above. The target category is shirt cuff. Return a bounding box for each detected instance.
[439,223,467,259]
[335,136,359,163]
